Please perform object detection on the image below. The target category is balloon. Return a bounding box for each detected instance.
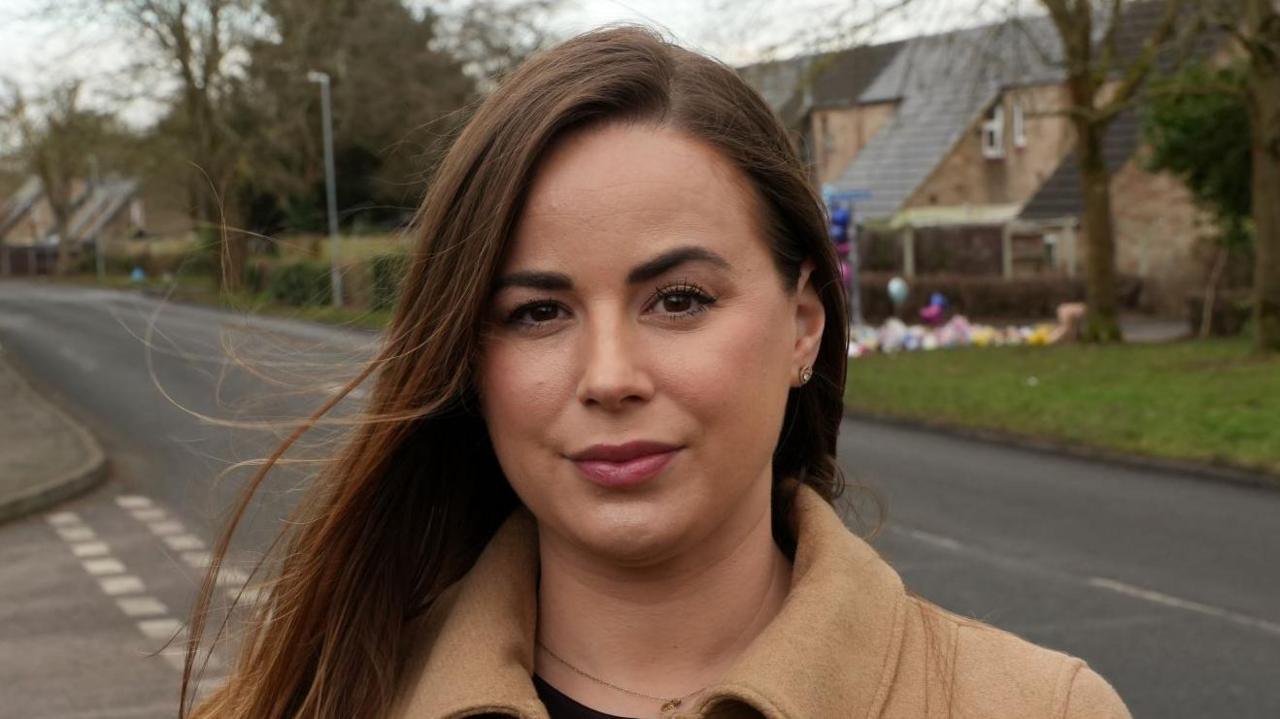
[879,318,908,353]
[970,326,997,347]
[919,303,945,326]
[938,315,972,347]
[888,277,908,306]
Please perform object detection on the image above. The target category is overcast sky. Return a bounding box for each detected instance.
[0,0,1013,121]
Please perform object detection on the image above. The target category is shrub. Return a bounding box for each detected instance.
[170,247,217,277]
[339,259,374,309]
[369,253,409,311]
[857,227,1006,276]
[267,260,332,307]
[857,272,1143,322]
[244,259,271,295]
[1186,291,1252,337]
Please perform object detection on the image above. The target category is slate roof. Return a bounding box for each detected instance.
[67,176,139,242]
[739,56,817,130]
[0,176,43,238]
[739,42,907,131]
[808,41,909,110]
[832,16,1065,219]
[0,175,139,244]
[1019,111,1144,221]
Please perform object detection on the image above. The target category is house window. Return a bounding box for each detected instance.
[981,103,1005,159]
[1013,103,1028,149]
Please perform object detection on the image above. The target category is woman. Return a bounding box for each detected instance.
[183,27,1129,719]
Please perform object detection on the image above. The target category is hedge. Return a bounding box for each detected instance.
[369,254,409,311]
[1186,291,1252,337]
[856,272,1144,322]
[266,260,332,307]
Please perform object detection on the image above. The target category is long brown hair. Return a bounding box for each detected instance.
[183,25,850,719]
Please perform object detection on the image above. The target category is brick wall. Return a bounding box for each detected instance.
[1107,148,1212,314]
[810,102,898,185]
[906,84,1074,208]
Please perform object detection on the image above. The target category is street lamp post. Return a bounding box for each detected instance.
[89,154,105,283]
[307,70,343,308]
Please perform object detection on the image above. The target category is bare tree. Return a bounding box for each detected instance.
[1197,0,1280,352]
[435,0,565,90]
[36,0,262,290]
[237,0,475,232]
[0,81,112,275]
[1034,0,1188,341]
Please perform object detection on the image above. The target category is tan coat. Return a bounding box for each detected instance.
[391,484,1131,719]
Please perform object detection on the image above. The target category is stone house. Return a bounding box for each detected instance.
[0,175,145,275]
[743,3,1215,314]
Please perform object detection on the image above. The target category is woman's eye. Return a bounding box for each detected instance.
[507,302,566,327]
[503,285,716,330]
[650,285,717,317]
[660,294,696,313]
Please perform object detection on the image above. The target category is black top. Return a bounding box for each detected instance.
[532,675,638,719]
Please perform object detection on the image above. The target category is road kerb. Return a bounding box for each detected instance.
[843,406,1280,492]
[0,357,108,524]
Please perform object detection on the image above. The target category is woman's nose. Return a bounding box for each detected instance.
[575,317,654,411]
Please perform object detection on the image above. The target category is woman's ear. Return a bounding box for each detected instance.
[792,260,826,379]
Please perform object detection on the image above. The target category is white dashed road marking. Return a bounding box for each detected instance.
[45,496,239,677]
[99,575,146,596]
[324,382,369,400]
[147,520,185,536]
[893,524,1280,640]
[164,534,206,552]
[56,526,96,543]
[130,508,167,522]
[115,499,259,607]
[46,511,82,527]
[182,551,212,568]
[82,558,126,576]
[1088,577,1280,638]
[137,618,185,641]
[117,596,169,617]
[71,541,110,558]
[900,527,965,552]
[114,495,153,510]
[45,499,195,674]
[215,567,251,587]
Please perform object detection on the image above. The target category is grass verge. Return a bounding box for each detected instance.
[845,339,1280,477]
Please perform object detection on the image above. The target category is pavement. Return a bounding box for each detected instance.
[0,350,106,524]
[1119,313,1190,343]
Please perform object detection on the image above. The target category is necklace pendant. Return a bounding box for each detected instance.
[660,698,682,713]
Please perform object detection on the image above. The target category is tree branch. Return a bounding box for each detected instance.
[1096,0,1186,123]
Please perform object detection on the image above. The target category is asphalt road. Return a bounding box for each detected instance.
[1,281,1277,718]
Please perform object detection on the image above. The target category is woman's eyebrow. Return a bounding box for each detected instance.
[494,246,731,292]
[626,246,731,284]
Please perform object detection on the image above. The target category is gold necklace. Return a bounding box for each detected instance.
[536,641,702,713]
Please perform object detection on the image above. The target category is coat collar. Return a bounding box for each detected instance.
[393,484,908,719]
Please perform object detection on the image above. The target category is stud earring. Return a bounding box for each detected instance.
[798,365,814,386]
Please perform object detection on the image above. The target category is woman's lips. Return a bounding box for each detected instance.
[572,449,679,489]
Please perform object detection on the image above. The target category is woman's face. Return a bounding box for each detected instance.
[477,123,825,567]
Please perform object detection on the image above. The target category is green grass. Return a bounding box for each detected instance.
[845,340,1280,476]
